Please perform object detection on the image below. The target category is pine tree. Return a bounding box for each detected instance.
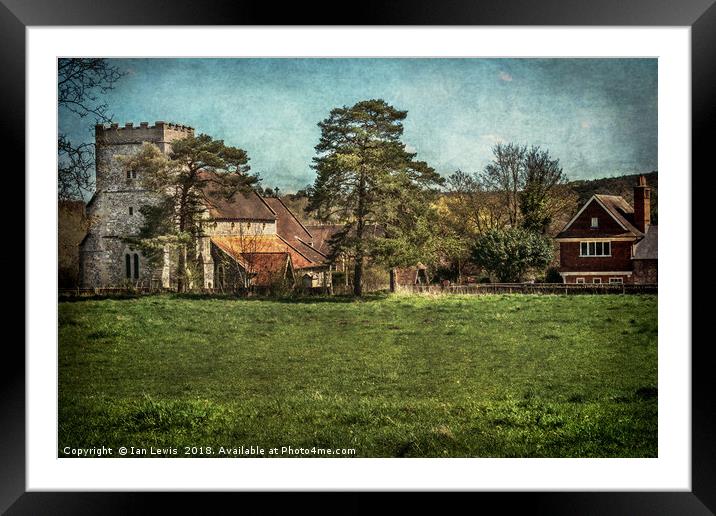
[308,99,444,296]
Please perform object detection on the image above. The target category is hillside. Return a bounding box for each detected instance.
[281,171,659,230]
[568,171,658,224]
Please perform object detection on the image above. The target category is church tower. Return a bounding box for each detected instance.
[79,121,194,288]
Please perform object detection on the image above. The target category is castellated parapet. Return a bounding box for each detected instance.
[95,121,194,193]
[95,121,195,147]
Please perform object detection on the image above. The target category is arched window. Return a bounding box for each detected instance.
[125,254,131,278]
[133,254,140,279]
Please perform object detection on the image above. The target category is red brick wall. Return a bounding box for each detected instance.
[559,241,634,272]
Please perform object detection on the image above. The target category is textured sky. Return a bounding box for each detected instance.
[59,58,657,193]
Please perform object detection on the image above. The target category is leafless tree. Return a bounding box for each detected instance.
[481,143,527,227]
[58,58,124,200]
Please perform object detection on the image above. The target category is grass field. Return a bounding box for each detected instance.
[58,294,657,458]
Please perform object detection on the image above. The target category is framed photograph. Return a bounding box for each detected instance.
[7,0,711,512]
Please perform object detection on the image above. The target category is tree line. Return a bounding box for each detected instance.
[59,59,573,295]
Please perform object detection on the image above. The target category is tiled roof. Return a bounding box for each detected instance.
[263,197,328,265]
[211,234,315,270]
[633,225,658,260]
[263,197,312,241]
[241,252,291,286]
[305,224,345,256]
[199,171,277,221]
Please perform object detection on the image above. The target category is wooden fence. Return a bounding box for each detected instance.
[59,282,657,298]
[396,283,657,295]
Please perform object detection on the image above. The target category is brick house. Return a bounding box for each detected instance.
[555,175,657,284]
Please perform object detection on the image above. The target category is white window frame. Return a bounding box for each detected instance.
[591,217,599,228]
[609,277,624,284]
[592,277,602,284]
[575,277,585,284]
[579,240,612,257]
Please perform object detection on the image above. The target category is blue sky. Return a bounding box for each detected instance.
[59,58,657,193]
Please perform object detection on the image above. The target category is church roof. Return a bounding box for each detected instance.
[211,234,316,270]
[199,171,277,221]
[241,252,292,286]
[304,224,344,256]
[263,197,312,239]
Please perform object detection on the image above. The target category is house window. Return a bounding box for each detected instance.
[126,169,138,179]
[580,241,611,257]
[576,277,585,284]
[129,207,134,216]
[592,278,602,284]
[609,277,624,284]
[591,217,599,228]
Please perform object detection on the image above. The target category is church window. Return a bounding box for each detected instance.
[125,254,131,278]
[129,207,134,215]
[133,254,140,279]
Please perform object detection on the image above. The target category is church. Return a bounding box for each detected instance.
[79,121,332,291]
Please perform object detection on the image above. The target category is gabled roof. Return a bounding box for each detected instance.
[305,224,345,256]
[556,194,644,239]
[263,197,313,240]
[211,234,317,270]
[242,252,292,286]
[633,225,658,260]
[199,171,277,221]
[594,194,642,236]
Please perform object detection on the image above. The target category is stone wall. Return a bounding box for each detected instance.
[79,122,193,288]
[202,220,277,237]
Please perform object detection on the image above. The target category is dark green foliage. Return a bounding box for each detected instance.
[121,134,259,290]
[472,228,554,282]
[59,294,657,458]
[307,99,444,295]
[520,146,567,233]
[545,266,563,284]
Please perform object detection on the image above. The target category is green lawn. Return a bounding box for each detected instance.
[58,294,657,458]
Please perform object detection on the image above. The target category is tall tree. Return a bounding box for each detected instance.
[481,143,527,227]
[57,58,124,200]
[308,99,443,296]
[519,146,569,233]
[119,134,259,292]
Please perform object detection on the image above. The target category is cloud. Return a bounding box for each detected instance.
[499,71,513,82]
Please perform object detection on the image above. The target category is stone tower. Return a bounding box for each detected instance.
[79,121,194,288]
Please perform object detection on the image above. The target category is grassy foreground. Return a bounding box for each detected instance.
[58,294,657,457]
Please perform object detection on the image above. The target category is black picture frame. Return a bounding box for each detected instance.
[4,0,710,513]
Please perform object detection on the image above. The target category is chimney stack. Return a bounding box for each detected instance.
[633,175,651,233]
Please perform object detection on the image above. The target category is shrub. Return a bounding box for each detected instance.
[544,266,563,284]
[471,228,553,283]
